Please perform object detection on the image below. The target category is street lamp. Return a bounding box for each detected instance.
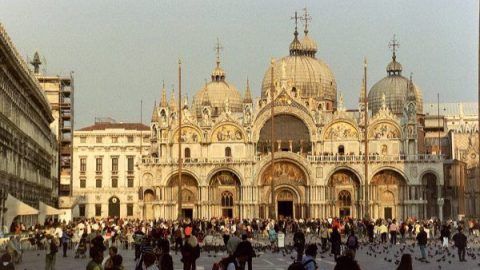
[0,189,8,235]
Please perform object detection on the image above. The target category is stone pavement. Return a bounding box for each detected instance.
[13,237,480,270]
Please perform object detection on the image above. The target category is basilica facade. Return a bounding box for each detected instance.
[138,17,445,221]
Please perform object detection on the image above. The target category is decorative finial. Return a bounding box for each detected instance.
[301,7,312,34]
[363,57,367,68]
[214,38,223,68]
[388,34,400,60]
[338,92,345,111]
[30,51,42,74]
[291,11,299,36]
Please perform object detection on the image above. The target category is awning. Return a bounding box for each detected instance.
[4,194,39,229]
[38,201,65,223]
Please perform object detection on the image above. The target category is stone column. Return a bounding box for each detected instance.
[289,140,293,152]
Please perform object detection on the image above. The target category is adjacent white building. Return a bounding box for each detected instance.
[71,118,149,218]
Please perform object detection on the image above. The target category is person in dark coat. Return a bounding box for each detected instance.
[452,227,467,262]
[440,224,451,248]
[234,234,255,270]
[330,227,341,261]
[293,230,305,262]
[416,227,428,262]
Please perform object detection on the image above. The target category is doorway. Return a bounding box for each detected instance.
[222,208,233,218]
[277,201,293,218]
[108,196,120,217]
[182,208,193,219]
[339,207,350,218]
[384,207,392,220]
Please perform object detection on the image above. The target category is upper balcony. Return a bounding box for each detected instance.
[307,153,444,163]
[142,156,251,166]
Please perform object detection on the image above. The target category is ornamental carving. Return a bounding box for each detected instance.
[381,191,395,202]
[369,122,400,139]
[143,173,153,186]
[277,190,295,201]
[212,125,243,142]
[371,171,405,185]
[168,174,198,187]
[330,171,359,186]
[182,189,196,203]
[173,126,200,143]
[324,122,358,140]
[262,161,306,186]
[210,171,240,186]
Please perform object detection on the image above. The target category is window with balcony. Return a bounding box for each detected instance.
[127,136,134,143]
[96,179,102,188]
[111,157,118,173]
[80,179,86,188]
[127,178,134,187]
[127,203,133,216]
[111,136,118,143]
[96,158,103,173]
[95,204,101,216]
[96,136,103,143]
[112,178,118,188]
[80,136,86,143]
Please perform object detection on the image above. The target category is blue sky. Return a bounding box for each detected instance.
[0,0,477,128]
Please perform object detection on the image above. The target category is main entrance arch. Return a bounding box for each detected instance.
[108,196,120,217]
[259,160,308,219]
[371,169,407,220]
[327,169,361,218]
[422,172,438,218]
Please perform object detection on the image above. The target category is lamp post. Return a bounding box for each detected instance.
[0,189,7,234]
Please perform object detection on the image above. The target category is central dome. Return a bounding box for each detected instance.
[262,25,336,105]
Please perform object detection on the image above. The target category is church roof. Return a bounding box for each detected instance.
[78,122,149,131]
[423,102,478,117]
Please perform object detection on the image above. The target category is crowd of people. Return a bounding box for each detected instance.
[0,216,479,269]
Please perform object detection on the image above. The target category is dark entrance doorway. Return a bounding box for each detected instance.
[277,201,293,218]
[384,207,392,220]
[222,208,233,218]
[182,208,193,219]
[339,207,350,218]
[108,196,120,217]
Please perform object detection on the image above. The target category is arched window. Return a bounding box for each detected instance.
[225,147,232,157]
[184,147,191,159]
[338,145,345,155]
[338,190,351,206]
[221,191,234,207]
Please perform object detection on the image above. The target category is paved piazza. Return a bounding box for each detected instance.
[15,235,480,270]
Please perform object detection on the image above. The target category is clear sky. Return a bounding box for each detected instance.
[1,0,477,128]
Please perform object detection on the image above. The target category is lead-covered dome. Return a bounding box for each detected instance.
[262,30,336,104]
[368,53,423,115]
[192,60,242,118]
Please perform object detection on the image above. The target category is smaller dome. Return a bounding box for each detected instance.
[301,34,318,54]
[386,55,402,75]
[289,36,303,55]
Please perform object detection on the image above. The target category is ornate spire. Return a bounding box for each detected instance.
[387,34,402,75]
[359,78,366,103]
[151,100,158,122]
[30,51,42,74]
[243,77,253,103]
[169,88,177,111]
[407,73,416,102]
[211,38,226,81]
[160,80,168,107]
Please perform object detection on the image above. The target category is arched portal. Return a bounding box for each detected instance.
[371,170,407,220]
[143,189,155,220]
[208,170,241,218]
[108,196,120,218]
[422,173,438,218]
[259,160,308,219]
[328,169,361,218]
[257,114,311,155]
[167,173,199,219]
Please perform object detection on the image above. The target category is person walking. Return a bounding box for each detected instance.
[440,224,450,248]
[330,227,341,261]
[61,228,70,257]
[181,233,200,270]
[234,234,255,270]
[389,220,398,245]
[346,231,359,259]
[379,222,388,244]
[452,226,467,262]
[396,253,413,270]
[302,244,318,270]
[416,227,428,262]
[87,246,105,270]
[293,229,306,262]
[43,234,59,270]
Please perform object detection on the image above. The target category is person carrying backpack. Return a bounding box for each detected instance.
[301,244,318,270]
[346,231,358,258]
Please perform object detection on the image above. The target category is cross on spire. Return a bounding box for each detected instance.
[291,11,299,35]
[301,7,312,34]
[214,38,223,67]
[388,34,400,60]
